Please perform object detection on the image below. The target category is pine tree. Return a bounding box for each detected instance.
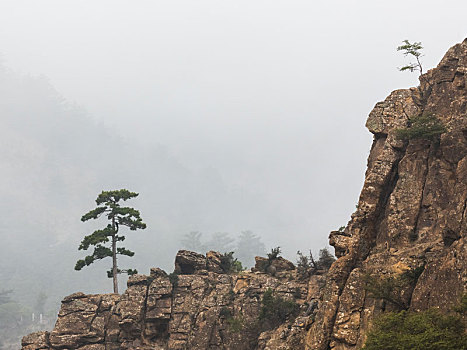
[75,189,146,293]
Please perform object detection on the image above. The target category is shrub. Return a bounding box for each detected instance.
[219,252,243,273]
[220,307,244,332]
[395,114,446,141]
[259,288,299,329]
[296,250,316,279]
[316,248,336,271]
[363,273,407,310]
[267,247,281,261]
[226,315,244,332]
[362,309,466,350]
[363,266,424,311]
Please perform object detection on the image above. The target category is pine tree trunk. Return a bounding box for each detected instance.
[112,217,118,294]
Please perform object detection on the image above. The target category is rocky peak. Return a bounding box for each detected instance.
[306,39,467,349]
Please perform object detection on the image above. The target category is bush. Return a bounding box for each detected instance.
[259,288,299,329]
[219,307,244,332]
[363,273,407,310]
[363,266,424,311]
[362,309,466,350]
[395,114,446,141]
[316,248,336,270]
[267,247,281,261]
[296,250,316,279]
[219,252,243,273]
[226,315,244,332]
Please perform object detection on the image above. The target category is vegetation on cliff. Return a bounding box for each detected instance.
[259,288,300,328]
[75,189,147,293]
[395,113,446,141]
[397,40,424,75]
[362,295,467,350]
[363,266,425,310]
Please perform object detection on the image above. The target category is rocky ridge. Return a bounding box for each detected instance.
[305,39,467,349]
[22,250,323,350]
[22,39,467,350]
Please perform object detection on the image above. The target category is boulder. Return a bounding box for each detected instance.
[174,250,207,275]
[271,257,295,272]
[206,250,224,273]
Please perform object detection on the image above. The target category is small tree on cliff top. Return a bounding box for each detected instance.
[75,189,146,293]
[397,40,424,75]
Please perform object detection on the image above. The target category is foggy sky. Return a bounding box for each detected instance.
[1,2,466,273]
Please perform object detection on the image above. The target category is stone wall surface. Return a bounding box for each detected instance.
[305,39,467,349]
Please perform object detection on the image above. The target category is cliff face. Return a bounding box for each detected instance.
[306,39,467,349]
[22,40,467,350]
[22,250,320,350]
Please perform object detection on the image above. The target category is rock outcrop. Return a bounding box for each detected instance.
[22,39,467,350]
[22,251,317,350]
[305,39,467,349]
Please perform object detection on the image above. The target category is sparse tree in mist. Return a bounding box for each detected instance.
[236,230,266,268]
[75,189,146,293]
[180,231,206,252]
[205,232,235,253]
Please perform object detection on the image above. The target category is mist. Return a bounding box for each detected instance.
[0,0,466,347]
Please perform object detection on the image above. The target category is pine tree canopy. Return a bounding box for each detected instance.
[75,189,146,293]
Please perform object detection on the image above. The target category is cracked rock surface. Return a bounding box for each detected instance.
[305,39,467,349]
[22,250,317,350]
[22,38,467,350]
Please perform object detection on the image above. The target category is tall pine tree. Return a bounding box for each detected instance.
[75,189,146,293]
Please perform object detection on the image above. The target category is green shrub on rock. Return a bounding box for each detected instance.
[362,308,466,350]
[363,266,424,311]
[259,288,299,328]
[395,114,446,141]
[316,247,336,270]
[219,252,243,273]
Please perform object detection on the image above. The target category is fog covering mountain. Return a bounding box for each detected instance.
[2,62,354,320]
[1,5,465,350]
[2,1,466,316]
[0,65,292,311]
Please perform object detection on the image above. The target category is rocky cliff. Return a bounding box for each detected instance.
[305,39,467,349]
[22,39,467,350]
[22,250,323,350]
